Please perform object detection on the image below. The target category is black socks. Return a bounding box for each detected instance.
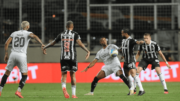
[18,75,27,89]
[91,77,99,92]
[0,74,8,87]
[120,74,130,88]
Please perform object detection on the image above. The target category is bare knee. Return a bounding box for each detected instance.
[5,70,11,76]
[155,67,161,75]
[96,70,106,79]
[130,69,136,77]
[61,72,67,83]
[137,67,143,74]
[116,70,123,76]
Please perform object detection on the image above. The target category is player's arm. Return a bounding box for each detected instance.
[42,34,61,54]
[29,33,44,46]
[76,39,90,60]
[135,45,142,61]
[158,50,171,69]
[136,40,144,45]
[135,50,141,62]
[81,59,98,72]
[4,37,13,62]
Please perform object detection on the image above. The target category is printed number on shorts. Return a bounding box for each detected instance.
[14,37,25,47]
[64,42,70,52]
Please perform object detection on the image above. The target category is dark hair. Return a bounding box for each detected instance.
[66,21,73,28]
[144,33,151,37]
[122,28,130,35]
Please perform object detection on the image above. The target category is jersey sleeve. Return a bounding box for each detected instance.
[95,51,100,60]
[10,33,14,37]
[138,45,142,51]
[111,44,120,50]
[75,33,81,40]
[130,39,137,46]
[155,43,161,51]
[54,34,61,43]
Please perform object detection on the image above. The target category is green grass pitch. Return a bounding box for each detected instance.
[0,82,180,101]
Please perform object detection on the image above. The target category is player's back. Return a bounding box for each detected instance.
[11,30,32,54]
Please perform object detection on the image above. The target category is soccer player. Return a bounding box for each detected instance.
[0,21,45,98]
[135,33,171,94]
[82,37,131,95]
[43,21,90,98]
[121,28,145,95]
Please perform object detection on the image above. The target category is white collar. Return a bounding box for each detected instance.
[146,40,151,45]
[126,36,131,39]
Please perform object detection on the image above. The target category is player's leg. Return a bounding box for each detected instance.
[61,72,69,98]
[0,70,11,96]
[15,55,28,98]
[123,63,135,95]
[85,70,106,95]
[155,67,168,94]
[61,60,70,98]
[70,60,78,98]
[70,71,77,98]
[0,53,15,96]
[129,62,145,95]
[115,68,130,89]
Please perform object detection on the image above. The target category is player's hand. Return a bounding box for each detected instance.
[166,63,171,69]
[85,51,90,60]
[4,54,9,62]
[81,67,89,72]
[139,40,144,44]
[43,48,47,55]
[41,44,45,49]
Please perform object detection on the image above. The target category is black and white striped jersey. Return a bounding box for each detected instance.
[54,30,81,61]
[138,40,160,59]
[121,37,137,63]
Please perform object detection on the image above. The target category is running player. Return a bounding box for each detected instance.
[121,28,145,95]
[43,21,90,98]
[0,21,45,98]
[82,37,131,95]
[135,33,171,94]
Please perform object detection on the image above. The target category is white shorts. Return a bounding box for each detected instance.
[5,52,28,73]
[101,64,122,77]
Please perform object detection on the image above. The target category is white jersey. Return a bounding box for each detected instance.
[95,44,120,65]
[10,30,32,54]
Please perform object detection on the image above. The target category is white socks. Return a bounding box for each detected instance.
[134,74,144,91]
[127,76,134,90]
[71,85,76,96]
[158,73,167,90]
[62,82,76,96]
[0,86,3,92]
[62,82,66,89]
[17,87,22,92]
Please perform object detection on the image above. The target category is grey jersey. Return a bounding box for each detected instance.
[95,44,120,65]
[10,30,32,54]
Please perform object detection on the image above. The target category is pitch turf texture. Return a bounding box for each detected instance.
[0,82,180,101]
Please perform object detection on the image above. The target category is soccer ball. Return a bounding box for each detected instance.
[109,49,118,57]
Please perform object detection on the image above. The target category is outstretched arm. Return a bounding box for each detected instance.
[4,37,12,62]
[76,39,90,60]
[136,40,144,45]
[29,33,44,45]
[81,59,98,72]
[135,51,141,62]
[158,50,171,69]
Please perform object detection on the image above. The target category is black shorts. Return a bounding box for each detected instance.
[138,58,160,70]
[61,60,78,72]
[123,62,136,70]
